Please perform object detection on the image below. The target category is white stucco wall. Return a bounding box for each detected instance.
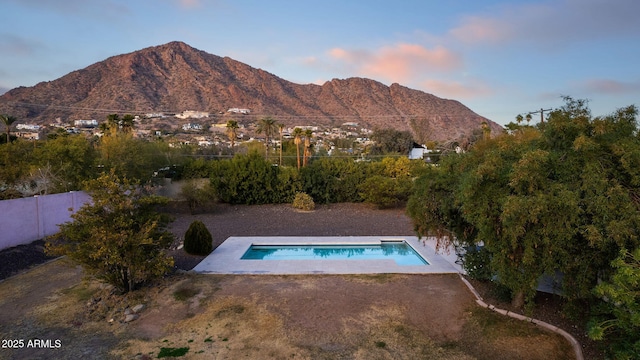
[0,191,91,250]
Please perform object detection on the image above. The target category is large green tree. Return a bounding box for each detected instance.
[370,128,414,155]
[589,248,640,358]
[408,97,640,315]
[47,171,174,293]
[34,134,98,192]
[98,132,170,182]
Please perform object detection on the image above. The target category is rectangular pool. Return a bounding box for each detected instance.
[241,241,429,266]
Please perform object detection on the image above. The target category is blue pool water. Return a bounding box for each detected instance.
[241,241,428,266]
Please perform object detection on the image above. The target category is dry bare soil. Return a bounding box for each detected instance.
[0,203,577,359]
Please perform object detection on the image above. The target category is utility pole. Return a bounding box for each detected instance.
[527,108,552,123]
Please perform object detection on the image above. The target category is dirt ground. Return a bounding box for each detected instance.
[0,203,583,359]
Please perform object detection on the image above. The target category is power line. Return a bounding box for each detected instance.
[0,100,490,121]
[527,108,552,123]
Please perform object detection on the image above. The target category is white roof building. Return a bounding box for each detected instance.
[176,110,209,119]
[227,108,250,114]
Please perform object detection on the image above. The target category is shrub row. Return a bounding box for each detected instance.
[182,153,426,207]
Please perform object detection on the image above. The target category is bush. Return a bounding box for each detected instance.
[358,175,402,209]
[209,153,285,204]
[184,220,213,255]
[462,245,493,281]
[179,179,217,214]
[292,192,315,211]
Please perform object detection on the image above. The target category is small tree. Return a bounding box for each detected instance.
[47,171,174,293]
[184,220,213,255]
[226,120,239,150]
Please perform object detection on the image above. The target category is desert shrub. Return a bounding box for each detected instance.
[292,192,315,211]
[184,220,213,255]
[158,347,189,358]
[359,175,399,208]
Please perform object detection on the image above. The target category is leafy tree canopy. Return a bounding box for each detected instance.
[370,128,414,155]
[408,97,640,319]
[47,171,175,293]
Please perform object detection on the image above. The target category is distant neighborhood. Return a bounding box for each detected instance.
[10,108,434,159]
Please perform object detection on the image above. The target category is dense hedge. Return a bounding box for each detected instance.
[197,153,425,206]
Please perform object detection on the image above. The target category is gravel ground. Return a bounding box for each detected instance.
[166,202,416,271]
[0,201,604,358]
[0,202,414,279]
[0,240,58,281]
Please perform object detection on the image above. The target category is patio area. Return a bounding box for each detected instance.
[192,236,463,275]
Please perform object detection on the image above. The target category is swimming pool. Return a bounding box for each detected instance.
[241,241,429,266]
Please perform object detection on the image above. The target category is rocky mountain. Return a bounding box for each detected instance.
[0,41,501,142]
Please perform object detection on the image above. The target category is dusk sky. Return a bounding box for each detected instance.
[1,0,639,126]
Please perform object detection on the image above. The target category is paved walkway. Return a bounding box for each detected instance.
[192,236,463,274]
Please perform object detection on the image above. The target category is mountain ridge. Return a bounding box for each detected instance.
[0,41,502,142]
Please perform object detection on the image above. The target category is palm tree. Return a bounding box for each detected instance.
[98,121,110,135]
[256,117,278,160]
[226,120,239,150]
[303,129,313,166]
[278,123,285,166]
[106,114,120,136]
[293,127,303,170]
[1,114,18,144]
[481,121,490,139]
[120,114,135,134]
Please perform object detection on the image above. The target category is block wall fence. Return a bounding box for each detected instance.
[0,191,92,251]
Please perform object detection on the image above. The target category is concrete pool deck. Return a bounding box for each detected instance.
[192,236,463,275]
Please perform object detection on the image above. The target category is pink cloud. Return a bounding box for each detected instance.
[328,43,462,83]
[421,79,492,99]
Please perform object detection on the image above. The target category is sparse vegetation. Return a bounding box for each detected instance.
[157,347,189,358]
[179,179,216,214]
[173,285,200,301]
